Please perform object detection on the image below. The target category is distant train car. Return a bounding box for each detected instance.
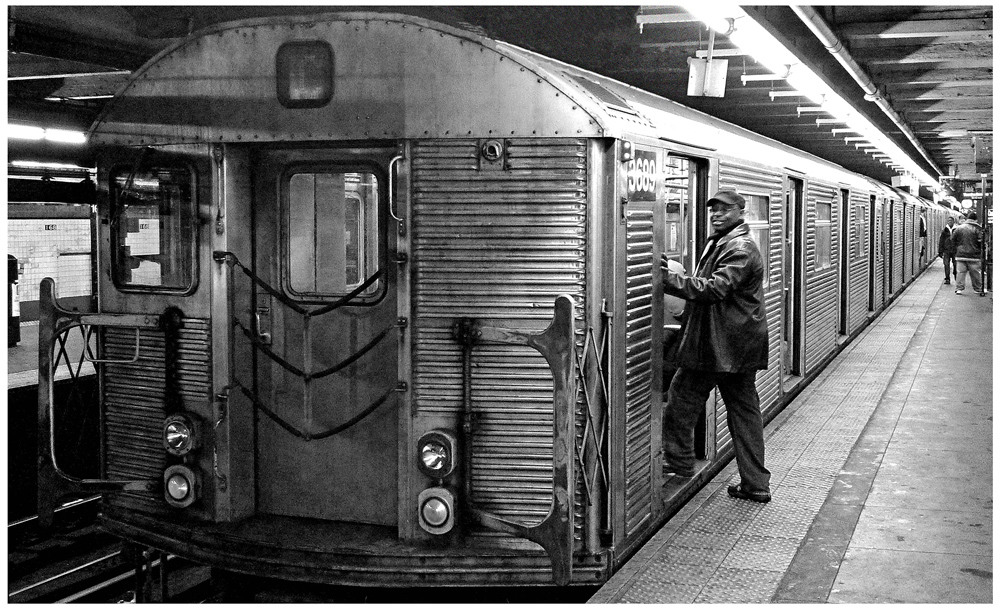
[37,12,944,588]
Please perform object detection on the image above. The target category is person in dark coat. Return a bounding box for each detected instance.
[660,190,771,503]
[938,216,958,284]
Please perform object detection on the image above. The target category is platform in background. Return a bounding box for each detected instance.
[590,258,992,604]
[8,321,94,389]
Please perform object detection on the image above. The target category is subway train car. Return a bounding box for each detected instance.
[37,12,946,588]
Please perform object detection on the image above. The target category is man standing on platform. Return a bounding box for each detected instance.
[659,190,771,503]
[953,211,985,296]
[939,216,958,284]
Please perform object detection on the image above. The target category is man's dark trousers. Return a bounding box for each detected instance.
[664,368,771,491]
[942,251,956,282]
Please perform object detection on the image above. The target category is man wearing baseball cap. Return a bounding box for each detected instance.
[660,190,771,503]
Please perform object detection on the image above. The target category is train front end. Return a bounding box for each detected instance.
[37,13,618,587]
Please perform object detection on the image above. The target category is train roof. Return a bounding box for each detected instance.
[90,11,911,195]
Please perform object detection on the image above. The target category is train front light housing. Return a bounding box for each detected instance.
[163,414,198,456]
[417,487,455,534]
[416,430,456,479]
[420,441,448,472]
[163,465,197,508]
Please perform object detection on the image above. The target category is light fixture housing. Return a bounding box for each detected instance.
[417,487,456,534]
[163,413,199,456]
[163,465,198,508]
[417,430,457,479]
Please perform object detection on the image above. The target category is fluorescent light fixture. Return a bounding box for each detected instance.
[678,5,941,190]
[44,128,87,144]
[7,124,87,145]
[45,94,114,101]
[11,160,91,171]
[9,124,45,140]
[678,2,735,34]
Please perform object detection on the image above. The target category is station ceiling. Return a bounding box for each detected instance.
[8,5,994,194]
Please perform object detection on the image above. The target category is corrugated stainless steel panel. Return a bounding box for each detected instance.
[847,194,870,335]
[624,206,654,537]
[803,182,838,374]
[717,163,783,442]
[411,138,587,533]
[893,203,904,294]
[103,318,212,514]
[905,204,915,281]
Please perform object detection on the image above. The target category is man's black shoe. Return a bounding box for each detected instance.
[727,483,771,503]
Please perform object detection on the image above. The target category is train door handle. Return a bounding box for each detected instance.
[255,300,272,345]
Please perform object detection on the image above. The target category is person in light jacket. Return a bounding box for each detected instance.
[660,190,771,503]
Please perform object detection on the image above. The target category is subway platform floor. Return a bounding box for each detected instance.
[590,258,992,603]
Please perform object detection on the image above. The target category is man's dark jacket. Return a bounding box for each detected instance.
[938,224,957,255]
[952,220,983,259]
[663,222,769,372]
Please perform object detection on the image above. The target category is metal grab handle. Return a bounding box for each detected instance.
[85,326,142,364]
[388,154,405,235]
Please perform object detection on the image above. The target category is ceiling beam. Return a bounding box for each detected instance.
[838,17,993,39]
[8,20,150,70]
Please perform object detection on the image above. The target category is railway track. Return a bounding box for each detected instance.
[8,498,212,603]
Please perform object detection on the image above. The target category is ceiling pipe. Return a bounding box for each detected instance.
[790,5,944,177]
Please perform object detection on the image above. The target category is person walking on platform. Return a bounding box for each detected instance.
[660,190,771,503]
[952,211,985,296]
[938,216,958,284]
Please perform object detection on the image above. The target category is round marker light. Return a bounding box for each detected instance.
[421,497,450,527]
[162,414,198,456]
[417,487,455,535]
[167,473,190,501]
[163,465,197,508]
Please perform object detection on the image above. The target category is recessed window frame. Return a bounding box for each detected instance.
[815,196,834,271]
[108,162,199,295]
[742,192,772,289]
[279,161,387,306]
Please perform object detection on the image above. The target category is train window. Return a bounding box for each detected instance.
[110,166,196,291]
[851,204,868,260]
[276,41,334,109]
[816,198,833,270]
[743,193,771,288]
[285,170,380,299]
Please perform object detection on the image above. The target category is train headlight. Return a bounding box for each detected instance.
[417,487,455,535]
[162,414,198,456]
[417,430,456,479]
[163,465,198,508]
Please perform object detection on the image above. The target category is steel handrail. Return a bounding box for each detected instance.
[37,278,160,530]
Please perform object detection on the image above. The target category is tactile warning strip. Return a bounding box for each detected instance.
[589,269,942,604]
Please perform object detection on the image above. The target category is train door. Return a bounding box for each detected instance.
[662,153,710,460]
[781,177,804,379]
[249,147,399,525]
[838,188,850,337]
[868,195,881,312]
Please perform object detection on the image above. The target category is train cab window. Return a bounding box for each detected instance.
[816,198,833,270]
[743,193,771,288]
[110,166,196,291]
[286,170,380,299]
